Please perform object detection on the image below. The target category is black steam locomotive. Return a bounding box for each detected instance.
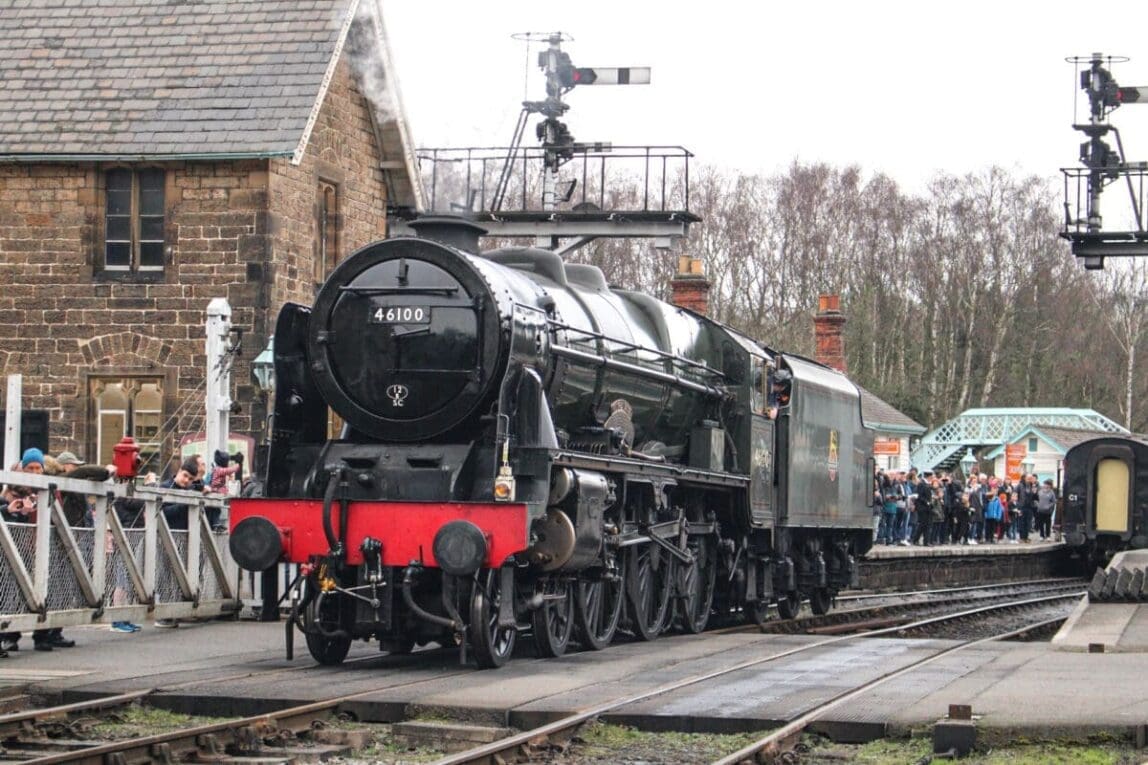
[229,217,875,667]
[1061,434,1148,572]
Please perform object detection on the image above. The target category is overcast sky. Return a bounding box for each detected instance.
[381,1,1148,195]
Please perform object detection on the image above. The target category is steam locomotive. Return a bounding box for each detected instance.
[228,217,875,667]
[1061,434,1148,573]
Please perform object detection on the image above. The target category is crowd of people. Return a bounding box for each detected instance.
[873,466,1059,548]
[0,446,243,657]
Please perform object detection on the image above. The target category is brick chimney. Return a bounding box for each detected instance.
[670,255,710,315]
[813,294,847,373]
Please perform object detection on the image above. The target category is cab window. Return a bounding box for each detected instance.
[751,357,766,415]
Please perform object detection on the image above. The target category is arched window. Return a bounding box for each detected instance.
[91,377,165,472]
[315,180,339,287]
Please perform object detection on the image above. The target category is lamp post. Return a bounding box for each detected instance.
[251,336,275,398]
[960,448,976,480]
[250,336,279,623]
[250,335,275,477]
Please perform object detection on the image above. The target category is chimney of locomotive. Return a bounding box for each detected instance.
[813,293,847,373]
[670,255,710,315]
[406,216,488,252]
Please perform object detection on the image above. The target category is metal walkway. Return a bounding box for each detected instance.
[910,407,1128,473]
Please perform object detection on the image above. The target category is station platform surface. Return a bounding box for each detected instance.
[1,597,1144,744]
[864,536,1063,560]
[1053,549,1148,653]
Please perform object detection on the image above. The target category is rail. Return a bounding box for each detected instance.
[0,470,238,632]
[416,144,693,215]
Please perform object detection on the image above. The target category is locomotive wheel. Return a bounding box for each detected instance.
[305,631,352,666]
[676,536,716,634]
[303,588,351,666]
[470,568,517,669]
[748,599,770,626]
[809,587,832,616]
[531,577,575,658]
[776,591,802,620]
[574,573,623,650]
[623,543,673,641]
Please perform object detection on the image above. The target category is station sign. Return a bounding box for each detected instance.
[873,438,901,456]
[1005,443,1027,481]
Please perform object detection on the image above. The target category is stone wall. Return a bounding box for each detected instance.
[268,57,388,313]
[0,160,269,456]
[0,57,390,460]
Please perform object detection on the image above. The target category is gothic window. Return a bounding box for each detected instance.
[315,180,339,287]
[91,378,164,472]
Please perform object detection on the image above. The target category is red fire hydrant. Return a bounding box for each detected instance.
[112,436,141,479]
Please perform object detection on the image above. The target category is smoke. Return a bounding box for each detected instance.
[344,0,397,127]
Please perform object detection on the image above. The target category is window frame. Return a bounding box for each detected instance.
[88,375,168,473]
[315,178,340,288]
[100,165,167,277]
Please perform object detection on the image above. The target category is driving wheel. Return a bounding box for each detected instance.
[531,577,575,658]
[623,543,673,641]
[470,568,517,669]
[776,590,801,620]
[574,570,623,650]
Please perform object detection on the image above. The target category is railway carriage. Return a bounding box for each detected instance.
[228,217,875,666]
[1062,434,1148,572]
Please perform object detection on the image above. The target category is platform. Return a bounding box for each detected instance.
[1053,549,1148,653]
[861,538,1066,591]
[2,598,1146,746]
[864,537,1063,560]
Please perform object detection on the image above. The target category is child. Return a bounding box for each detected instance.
[208,449,242,496]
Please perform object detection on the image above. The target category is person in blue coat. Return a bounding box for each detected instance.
[984,490,1006,544]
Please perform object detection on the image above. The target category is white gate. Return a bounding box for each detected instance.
[0,470,237,631]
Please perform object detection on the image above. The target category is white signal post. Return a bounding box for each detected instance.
[205,298,233,467]
[535,33,650,223]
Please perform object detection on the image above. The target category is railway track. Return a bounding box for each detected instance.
[431,587,1083,765]
[0,580,1083,763]
[0,647,472,764]
[759,578,1082,635]
[713,613,1073,765]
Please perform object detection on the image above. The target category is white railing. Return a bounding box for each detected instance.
[0,470,238,632]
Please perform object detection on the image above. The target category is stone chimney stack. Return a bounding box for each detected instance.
[813,294,847,373]
[670,255,710,315]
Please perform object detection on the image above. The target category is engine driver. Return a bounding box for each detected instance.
[768,368,792,420]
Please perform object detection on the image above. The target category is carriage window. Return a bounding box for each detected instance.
[751,357,766,415]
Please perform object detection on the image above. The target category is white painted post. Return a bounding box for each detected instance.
[4,374,21,470]
[205,299,232,462]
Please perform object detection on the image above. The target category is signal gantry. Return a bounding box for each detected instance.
[1062,53,1148,269]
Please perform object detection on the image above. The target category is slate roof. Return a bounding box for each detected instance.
[858,386,926,435]
[0,0,356,159]
[983,426,1126,459]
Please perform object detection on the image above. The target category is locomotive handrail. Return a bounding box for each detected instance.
[551,345,724,398]
[549,319,726,382]
[338,286,460,295]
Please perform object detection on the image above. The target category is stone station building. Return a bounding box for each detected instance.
[0,0,420,470]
